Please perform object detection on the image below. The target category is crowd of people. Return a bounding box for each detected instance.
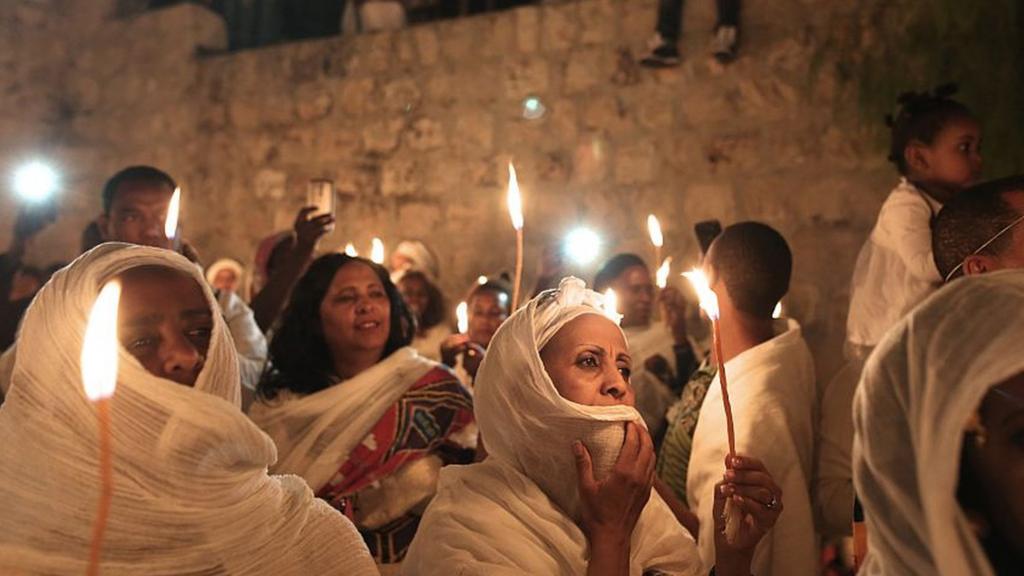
[0,83,1021,575]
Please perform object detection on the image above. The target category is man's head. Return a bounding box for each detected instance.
[933,175,1024,282]
[99,166,177,248]
[705,222,792,320]
[593,253,653,328]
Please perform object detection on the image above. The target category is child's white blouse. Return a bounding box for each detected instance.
[846,178,943,348]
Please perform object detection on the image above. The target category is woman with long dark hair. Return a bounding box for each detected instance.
[250,253,475,573]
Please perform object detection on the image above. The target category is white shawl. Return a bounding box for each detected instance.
[248,346,435,490]
[0,243,376,575]
[687,319,818,576]
[402,277,703,575]
[853,269,1024,576]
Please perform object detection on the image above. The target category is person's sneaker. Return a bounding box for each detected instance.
[710,25,738,63]
[641,33,681,68]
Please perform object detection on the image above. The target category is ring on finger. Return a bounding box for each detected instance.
[765,494,779,510]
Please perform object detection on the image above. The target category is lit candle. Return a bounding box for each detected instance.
[344,243,359,257]
[164,187,181,244]
[370,238,385,264]
[456,301,469,334]
[647,214,663,268]
[602,288,623,325]
[507,162,525,310]
[81,280,121,576]
[682,269,735,457]
[683,268,742,544]
[655,257,672,290]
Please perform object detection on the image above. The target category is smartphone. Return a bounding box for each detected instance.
[306,179,336,218]
[694,220,723,255]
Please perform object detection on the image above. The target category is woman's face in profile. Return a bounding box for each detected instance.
[963,373,1024,558]
[116,266,213,387]
[540,314,634,407]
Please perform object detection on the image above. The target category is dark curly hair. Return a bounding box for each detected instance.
[887,83,975,175]
[258,254,416,399]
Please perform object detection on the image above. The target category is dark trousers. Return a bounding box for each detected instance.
[656,0,740,44]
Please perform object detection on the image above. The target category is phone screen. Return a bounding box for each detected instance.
[306,179,335,218]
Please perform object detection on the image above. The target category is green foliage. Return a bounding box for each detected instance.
[824,0,1024,176]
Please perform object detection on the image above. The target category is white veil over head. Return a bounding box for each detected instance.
[0,243,375,575]
[854,269,1024,576]
[475,276,642,518]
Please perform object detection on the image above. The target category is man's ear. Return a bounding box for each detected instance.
[97,213,111,241]
[963,254,999,277]
[904,140,930,175]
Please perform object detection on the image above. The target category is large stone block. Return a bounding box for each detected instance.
[563,48,609,94]
[294,86,334,121]
[405,117,445,150]
[515,6,540,53]
[362,118,406,154]
[452,111,495,153]
[504,58,549,99]
[337,77,377,115]
[380,157,421,196]
[382,78,423,113]
[542,2,578,52]
[413,26,441,66]
[579,0,616,45]
[615,142,657,185]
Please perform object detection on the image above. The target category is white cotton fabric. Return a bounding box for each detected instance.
[391,240,440,282]
[847,178,943,348]
[411,323,452,362]
[853,269,1024,576]
[687,318,818,576]
[403,277,703,576]
[217,289,267,397]
[248,346,435,491]
[0,243,377,576]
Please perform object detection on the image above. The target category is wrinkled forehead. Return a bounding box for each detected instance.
[535,308,625,354]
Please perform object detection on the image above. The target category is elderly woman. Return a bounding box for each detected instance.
[403,278,783,575]
[250,253,476,572]
[854,269,1024,575]
[0,243,376,574]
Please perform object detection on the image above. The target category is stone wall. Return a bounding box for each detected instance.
[2,0,910,381]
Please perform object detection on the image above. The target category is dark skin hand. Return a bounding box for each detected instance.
[713,455,785,574]
[439,334,486,377]
[250,206,334,331]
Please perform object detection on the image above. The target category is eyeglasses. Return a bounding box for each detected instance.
[944,213,1024,282]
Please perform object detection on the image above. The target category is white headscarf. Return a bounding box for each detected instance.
[205,257,246,292]
[0,243,377,575]
[402,278,702,575]
[853,269,1024,576]
[391,240,440,282]
[477,277,641,517]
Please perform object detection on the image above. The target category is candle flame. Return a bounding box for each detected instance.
[344,243,359,257]
[164,187,181,240]
[81,281,121,401]
[507,163,524,231]
[370,238,385,264]
[647,214,663,248]
[456,301,469,334]
[656,257,672,289]
[773,301,783,319]
[602,288,623,325]
[682,268,719,320]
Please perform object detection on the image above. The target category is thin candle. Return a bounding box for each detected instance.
[370,238,385,264]
[682,269,735,457]
[602,288,623,325]
[655,257,672,289]
[164,187,181,242]
[507,163,524,310]
[81,280,121,576]
[647,214,663,269]
[456,301,469,334]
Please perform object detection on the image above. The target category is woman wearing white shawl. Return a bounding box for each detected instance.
[0,243,376,575]
[853,269,1024,575]
[403,278,783,576]
[250,253,476,572]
